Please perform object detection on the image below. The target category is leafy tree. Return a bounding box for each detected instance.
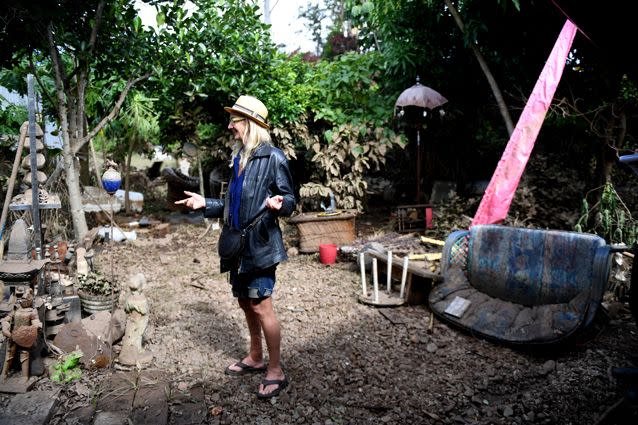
[0,97,28,194]
[97,91,159,213]
[299,52,405,210]
[1,0,157,239]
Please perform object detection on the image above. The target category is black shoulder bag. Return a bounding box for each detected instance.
[218,209,268,262]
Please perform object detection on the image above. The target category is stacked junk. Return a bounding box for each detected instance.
[0,76,133,394]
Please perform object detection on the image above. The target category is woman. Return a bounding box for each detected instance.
[176,95,295,399]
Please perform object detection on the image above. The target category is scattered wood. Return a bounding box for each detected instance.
[187,281,207,290]
[409,252,442,261]
[420,236,445,246]
[427,311,435,334]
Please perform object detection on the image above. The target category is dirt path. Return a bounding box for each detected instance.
[26,223,638,423]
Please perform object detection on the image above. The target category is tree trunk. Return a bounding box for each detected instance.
[45,1,148,241]
[124,136,135,214]
[443,0,514,136]
[66,146,89,239]
[79,143,91,185]
[48,23,89,241]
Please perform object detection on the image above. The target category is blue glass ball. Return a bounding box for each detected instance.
[102,167,121,195]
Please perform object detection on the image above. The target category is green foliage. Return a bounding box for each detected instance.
[0,96,27,139]
[300,122,404,211]
[50,350,83,383]
[0,95,28,190]
[77,271,119,297]
[294,51,406,210]
[149,2,405,209]
[574,183,637,244]
[620,74,638,102]
[95,91,159,163]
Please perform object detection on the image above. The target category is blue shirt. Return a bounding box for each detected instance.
[229,153,245,229]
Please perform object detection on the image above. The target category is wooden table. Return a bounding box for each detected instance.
[365,249,441,305]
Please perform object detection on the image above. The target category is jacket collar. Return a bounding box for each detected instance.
[252,143,273,158]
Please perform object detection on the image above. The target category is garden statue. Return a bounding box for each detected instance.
[75,246,89,277]
[1,288,42,381]
[118,273,152,366]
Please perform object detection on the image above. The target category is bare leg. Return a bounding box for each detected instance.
[226,298,266,372]
[249,297,286,396]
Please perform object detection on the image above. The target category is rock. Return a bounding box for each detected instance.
[540,360,555,375]
[287,247,299,256]
[503,405,514,417]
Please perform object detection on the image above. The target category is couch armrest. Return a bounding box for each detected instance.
[441,230,470,275]
[583,244,613,326]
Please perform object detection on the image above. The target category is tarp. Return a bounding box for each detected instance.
[471,20,577,226]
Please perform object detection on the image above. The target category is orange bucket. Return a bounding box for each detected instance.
[319,244,338,265]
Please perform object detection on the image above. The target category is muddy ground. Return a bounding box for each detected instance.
[3,210,638,425]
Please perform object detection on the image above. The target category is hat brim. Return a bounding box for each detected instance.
[224,106,270,129]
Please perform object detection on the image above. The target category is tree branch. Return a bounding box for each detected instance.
[76,72,151,154]
[443,0,514,136]
[88,1,105,54]
[28,53,56,109]
[47,22,71,155]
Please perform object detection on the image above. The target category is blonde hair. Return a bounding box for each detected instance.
[231,119,271,171]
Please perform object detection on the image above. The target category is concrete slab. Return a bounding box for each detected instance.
[93,410,129,425]
[169,382,208,425]
[0,389,59,425]
[63,405,96,424]
[131,370,169,424]
[0,376,37,394]
[96,371,137,413]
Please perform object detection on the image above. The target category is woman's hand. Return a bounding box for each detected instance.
[265,195,283,211]
[175,191,205,210]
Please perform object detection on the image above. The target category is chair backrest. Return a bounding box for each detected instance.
[466,225,609,306]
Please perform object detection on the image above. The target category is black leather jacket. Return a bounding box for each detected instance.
[203,143,296,273]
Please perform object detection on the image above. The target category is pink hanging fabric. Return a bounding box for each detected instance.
[471,20,577,226]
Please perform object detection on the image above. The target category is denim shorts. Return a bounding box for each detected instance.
[229,265,277,299]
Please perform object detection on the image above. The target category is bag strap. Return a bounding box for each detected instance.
[240,208,269,235]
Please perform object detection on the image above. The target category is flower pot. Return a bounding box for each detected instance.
[77,290,117,314]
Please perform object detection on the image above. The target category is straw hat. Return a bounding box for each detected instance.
[224,95,269,129]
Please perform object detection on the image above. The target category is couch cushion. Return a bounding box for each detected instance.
[468,225,607,306]
[429,266,592,343]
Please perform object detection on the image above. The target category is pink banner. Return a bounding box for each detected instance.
[471,20,577,226]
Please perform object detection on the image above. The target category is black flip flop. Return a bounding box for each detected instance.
[257,377,289,399]
[224,361,267,376]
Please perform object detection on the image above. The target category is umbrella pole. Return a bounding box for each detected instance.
[416,130,421,202]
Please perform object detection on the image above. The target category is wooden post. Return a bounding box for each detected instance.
[386,250,392,293]
[359,252,367,297]
[400,256,409,299]
[372,258,379,303]
[0,123,27,252]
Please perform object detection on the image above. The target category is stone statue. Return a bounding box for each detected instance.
[118,273,152,366]
[75,246,89,277]
[1,288,42,381]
